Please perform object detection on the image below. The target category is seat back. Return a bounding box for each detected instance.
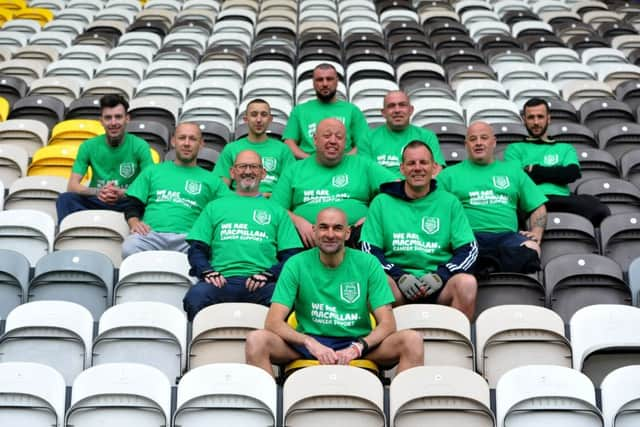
[0,249,29,318]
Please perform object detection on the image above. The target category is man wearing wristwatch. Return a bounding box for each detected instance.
[245,207,423,377]
[360,140,478,320]
[182,150,303,321]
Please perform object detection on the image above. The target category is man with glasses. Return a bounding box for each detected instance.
[182,150,303,320]
[214,98,295,197]
[121,122,230,258]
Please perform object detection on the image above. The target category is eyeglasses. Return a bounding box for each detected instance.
[233,163,263,171]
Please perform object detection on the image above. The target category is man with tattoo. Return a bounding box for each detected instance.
[438,121,548,274]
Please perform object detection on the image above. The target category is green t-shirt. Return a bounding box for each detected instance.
[504,140,579,196]
[361,185,475,277]
[359,124,446,178]
[272,247,395,337]
[213,137,295,193]
[282,99,369,154]
[72,133,154,188]
[271,155,396,225]
[437,159,548,233]
[126,162,230,233]
[187,194,302,277]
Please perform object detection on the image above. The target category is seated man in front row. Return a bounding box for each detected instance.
[438,121,548,275]
[245,207,423,377]
[183,150,303,321]
[360,141,478,320]
[122,122,230,258]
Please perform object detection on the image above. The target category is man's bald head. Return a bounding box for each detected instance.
[231,149,265,194]
[465,121,496,165]
[314,118,346,166]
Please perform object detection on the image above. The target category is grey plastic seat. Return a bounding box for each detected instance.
[545,253,631,323]
[66,363,171,427]
[0,209,54,266]
[174,363,277,426]
[598,122,640,161]
[576,178,640,216]
[0,301,93,385]
[92,302,187,384]
[475,273,546,321]
[0,362,66,426]
[29,249,114,319]
[620,149,640,189]
[541,213,599,267]
[630,257,640,307]
[115,250,192,309]
[600,213,640,274]
[0,249,29,318]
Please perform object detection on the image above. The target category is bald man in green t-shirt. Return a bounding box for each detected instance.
[245,207,423,377]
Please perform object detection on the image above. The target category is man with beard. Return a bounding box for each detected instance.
[359,90,446,178]
[438,121,548,274]
[182,150,303,320]
[361,141,478,320]
[245,207,424,377]
[272,118,395,247]
[121,122,230,258]
[56,94,154,223]
[214,98,295,197]
[283,63,369,159]
[504,97,610,225]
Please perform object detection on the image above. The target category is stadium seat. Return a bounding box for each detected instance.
[81,77,135,100]
[8,94,65,130]
[562,80,615,110]
[29,249,114,319]
[576,177,640,215]
[570,304,640,387]
[66,363,171,427]
[125,119,171,154]
[571,148,619,190]
[48,119,104,147]
[496,365,603,427]
[393,304,474,370]
[0,59,45,85]
[189,303,268,368]
[165,146,219,171]
[390,366,494,427]
[545,253,631,322]
[548,122,597,149]
[0,75,28,107]
[0,144,28,187]
[65,96,102,120]
[283,365,385,427]
[600,213,640,274]
[475,273,546,321]
[0,209,54,266]
[27,76,80,107]
[0,300,93,385]
[4,175,67,222]
[620,149,640,188]
[476,305,572,387]
[601,365,640,427]
[598,122,640,161]
[411,98,465,126]
[0,362,65,426]
[174,363,277,426]
[115,250,193,309]
[579,99,635,135]
[45,59,96,87]
[54,210,129,267]
[27,144,80,180]
[92,301,187,383]
[629,257,640,306]
[541,213,599,266]
[0,249,29,318]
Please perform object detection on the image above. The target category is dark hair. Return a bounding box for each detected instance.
[401,140,434,162]
[99,94,129,112]
[313,63,337,74]
[246,98,270,111]
[522,97,549,115]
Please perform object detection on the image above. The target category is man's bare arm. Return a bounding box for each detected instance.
[284,138,310,160]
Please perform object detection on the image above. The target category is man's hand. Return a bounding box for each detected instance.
[203,271,227,288]
[292,215,315,247]
[304,337,338,365]
[246,273,270,292]
[419,273,443,296]
[335,343,361,365]
[519,234,542,257]
[398,274,426,301]
[98,183,124,204]
[128,217,151,235]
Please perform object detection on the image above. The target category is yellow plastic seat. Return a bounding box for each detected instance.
[284,312,379,377]
[150,147,161,163]
[0,0,25,10]
[27,144,90,183]
[48,119,104,146]
[0,8,14,25]
[0,97,9,122]
[13,7,53,25]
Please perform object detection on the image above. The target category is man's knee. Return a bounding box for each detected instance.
[449,273,477,303]
[245,330,273,359]
[182,281,217,321]
[121,234,145,259]
[395,329,424,358]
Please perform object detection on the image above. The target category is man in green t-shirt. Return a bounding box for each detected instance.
[359,90,446,179]
[361,141,478,319]
[245,207,423,377]
[283,63,369,159]
[183,150,303,320]
[438,121,548,274]
[56,94,154,223]
[122,122,230,258]
[504,97,610,225]
[213,98,295,197]
[272,118,396,247]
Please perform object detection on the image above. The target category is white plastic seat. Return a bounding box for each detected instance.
[0,144,28,187]
[0,119,49,157]
[115,250,193,309]
[497,365,603,427]
[188,77,241,103]
[4,175,66,222]
[456,79,508,109]
[59,44,107,64]
[145,59,195,85]
[562,80,614,109]
[94,60,145,86]
[601,365,640,427]
[0,209,54,266]
[0,362,66,426]
[349,78,398,103]
[81,77,134,100]
[241,76,294,104]
[0,301,93,385]
[180,96,236,133]
[93,301,187,383]
[28,76,80,106]
[135,77,188,102]
[117,31,162,50]
[174,363,277,426]
[45,59,95,86]
[570,305,640,387]
[107,45,155,66]
[66,363,171,427]
[535,47,581,65]
[465,98,522,125]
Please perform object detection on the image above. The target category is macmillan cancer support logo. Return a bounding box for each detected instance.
[421,216,440,234]
[262,156,277,172]
[543,154,559,166]
[340,281,361,303]
[252,209,272,225]
[332,173,349,188]
[492,176,510,189]
[184,180,202,195]
[119,162,135,178]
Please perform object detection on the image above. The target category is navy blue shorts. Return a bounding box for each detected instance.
[290,335,357,359]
